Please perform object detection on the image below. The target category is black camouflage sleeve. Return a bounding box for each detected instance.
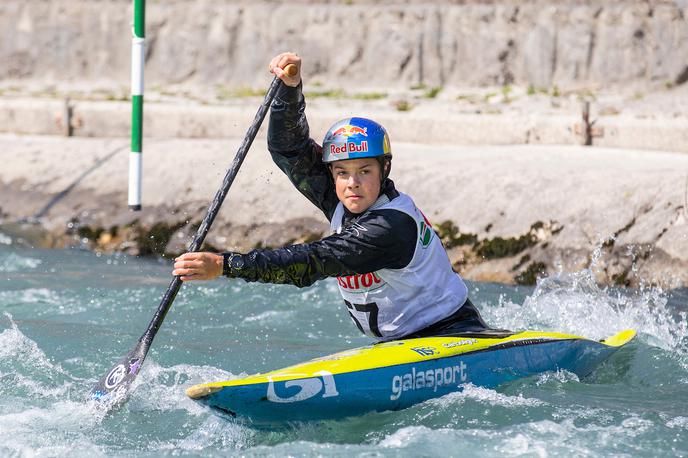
[222,209,418,288]
[267,83,340,220]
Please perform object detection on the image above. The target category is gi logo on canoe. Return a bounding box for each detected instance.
[267,370,339,403]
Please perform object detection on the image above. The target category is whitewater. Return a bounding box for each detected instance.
[0,239,686,457]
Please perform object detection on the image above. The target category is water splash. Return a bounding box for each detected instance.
[429,384,546,409]
[485,261,687,353]
[127,360,238,415]
[0,313,73,381]
[243,310,296,323]
[0,315,111,456]
[378,425,438,448]
[0,400,106,457]
[0,288,88,315]
[0,252,41,272]
[534,370,580,386]
[666,416,688,429]
[174,416,256,451]
[0,232,12,245]
[1,246,686,456]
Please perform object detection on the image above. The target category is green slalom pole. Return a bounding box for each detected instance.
[128,0,145,211]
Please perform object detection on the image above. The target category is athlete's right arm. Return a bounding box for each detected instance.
[267,66,340,220]
[219,208,417,288]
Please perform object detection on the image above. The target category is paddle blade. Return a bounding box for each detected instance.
[89,340,148,407]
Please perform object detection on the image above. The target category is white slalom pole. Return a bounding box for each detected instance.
[128,0,145,211]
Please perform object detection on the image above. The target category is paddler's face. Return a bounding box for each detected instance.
[331,158,381,214]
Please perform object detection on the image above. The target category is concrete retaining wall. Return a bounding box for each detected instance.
[2,0,687,89]
[2,97,687,152]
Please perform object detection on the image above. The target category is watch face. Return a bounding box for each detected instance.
[230,254,244,269]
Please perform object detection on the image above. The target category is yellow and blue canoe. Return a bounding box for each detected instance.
[187,329,635,425]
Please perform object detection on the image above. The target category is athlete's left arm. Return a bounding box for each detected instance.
[221,209,417,287]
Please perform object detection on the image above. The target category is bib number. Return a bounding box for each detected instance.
[345,300,382,337]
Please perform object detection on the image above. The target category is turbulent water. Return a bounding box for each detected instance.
[1,237,687,457]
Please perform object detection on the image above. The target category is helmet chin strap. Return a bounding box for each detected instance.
[379,157,392,191]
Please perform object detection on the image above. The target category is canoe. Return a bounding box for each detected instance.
[187,329,636,425]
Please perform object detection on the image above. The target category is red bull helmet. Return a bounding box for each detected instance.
[322,117,392,163]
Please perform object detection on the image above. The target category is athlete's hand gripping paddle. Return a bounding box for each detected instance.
[89,64,298,408]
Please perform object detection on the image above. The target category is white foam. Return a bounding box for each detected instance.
[553,406,613,424]
[0,288,61,307]
[375,412,665,457]
[491,416,657,457]
[535,369,580,386]
[0,252,42,272]
[0,316,77,404]
[0,371,72,399]
[0,400,105,456]
[666,416,688,429]
[0,287,89,316]
[495,420,571,457]
[450,384,545,407]
[172,415,256,451]
[299,287,322,303]
[378,425,433,447]
[0,314,71,378]
[484,266,687,354]
[125,359,239,416]
[498,431,551,457]
[242,310,295,323]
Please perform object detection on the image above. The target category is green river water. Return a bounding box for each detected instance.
[0,236,687,457]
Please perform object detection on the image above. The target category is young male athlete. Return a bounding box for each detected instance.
[173,52,493,341]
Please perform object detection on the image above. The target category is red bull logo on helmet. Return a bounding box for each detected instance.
[330,141,369,155]
[322,117,390,163]
[331,125,368,138]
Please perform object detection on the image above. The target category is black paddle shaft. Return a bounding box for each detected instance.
[90,73,289,404]
[144,75,284,343]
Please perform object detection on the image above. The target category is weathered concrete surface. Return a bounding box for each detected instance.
[1,82,687,152]
[1,134,686,288]
[2,0,687,89]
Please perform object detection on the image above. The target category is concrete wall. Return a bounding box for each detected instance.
[2,0,687,89]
